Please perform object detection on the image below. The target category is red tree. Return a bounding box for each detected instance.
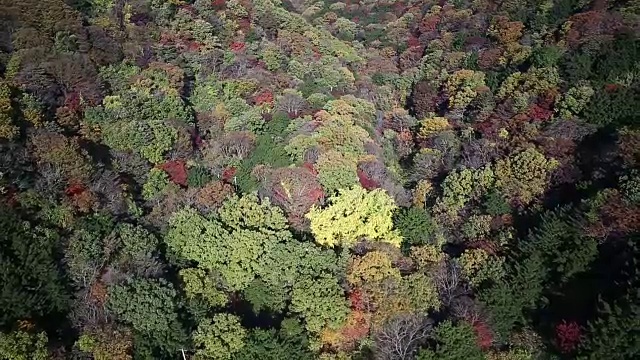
[160,160,188,186]
[471,320,493,350]
[348,289,366,311]
[528,104,553,122]
[255,90,274,105]
[221,166,237,183]
[65,183,86,197]
[230,42,245,52]
[357,169,380,190]
[555,320,582,354]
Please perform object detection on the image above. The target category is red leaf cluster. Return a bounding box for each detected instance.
[89,280,108,306]
[302,161,317,174]
[230,42,245,52]
[419,15,440,33]
[65,183,86,197]
[180,4,197,15]
[471,320,493,350]
[528,104,553,122]
[255,90,274,105]
[477,48,503,70]
[212,0,226,9]
[565,11,621,49]
[348,290,366,311]
[238,18,251,31]
[64,92,82,112]
[555,320,582,354]
[312,48,322,60]
[159,32,177,46]
[160,161,188,186]
[2,187,19,208]
[597,196,640,237]
[222,166,237,183]
[340,311,370,345]
[186,41,203,52]
[407,35,420,48]
[357,170,380,190]
[605,83,621,93]
[190,128,204,149]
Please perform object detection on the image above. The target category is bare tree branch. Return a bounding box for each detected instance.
[374,313,433,360]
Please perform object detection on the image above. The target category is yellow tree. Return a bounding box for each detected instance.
[306,186,403,248]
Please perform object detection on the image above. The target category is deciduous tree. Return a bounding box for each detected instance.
[306,186,403,248]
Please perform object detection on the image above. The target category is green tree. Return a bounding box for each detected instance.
[445,70,486,111]
[0,330,48,360]
[260,42,286,71]
[166,193,339,296]
[236,318,313,360]
[579,295,640,360]
[193,314,247,360]
[107,278,188,357]
[494,148,558,206]
[417,321,483,360]
[243,278,288,314]
[315,150,358,194]
[0,209,70,327]
[347,251,401,288]
[394,207,437,248]
[458,248,505,287]
[180,268,228,308]
[290,275,349,334]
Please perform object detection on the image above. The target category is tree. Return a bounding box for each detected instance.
[493,148,559,206]
[0,330,48,360]
[0,209,70,327]
[290,275,349,334]
[458,248,505,287]
[76,326,133,360]
[315,150,359,194]
[306,186,403,248]
[259,166,324,230]
[374,314,433,360]
[180,268,228,308]
[243,278,287,314]
[107,278,188,357]
[417,320,484,360]
[445,70,487,111]
[394,207,437,248]
[0,80,18,140]
[347,251,401,288]
[193,314,247,360]
[579,294,640,359]
[276,89,307,115]
[236,318,313,360]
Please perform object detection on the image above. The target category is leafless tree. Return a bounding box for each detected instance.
[461,138,496,169]
[69,292,106,329]
[35,163,65,200]
[410,150,442,182]
[434,260,468,307]
[374,313,433,360]
[432,130,461,172]
[218,131,256,160]
[276,90,307,115]
[451,295,482,324]
[303,146,320,164]
[359,159,387,183]
[110,149,151,183]
[90,170,128,215]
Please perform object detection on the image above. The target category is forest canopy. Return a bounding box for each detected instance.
[0,0,639,359]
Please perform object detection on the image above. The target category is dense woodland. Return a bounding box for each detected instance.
[0,0,639,359]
